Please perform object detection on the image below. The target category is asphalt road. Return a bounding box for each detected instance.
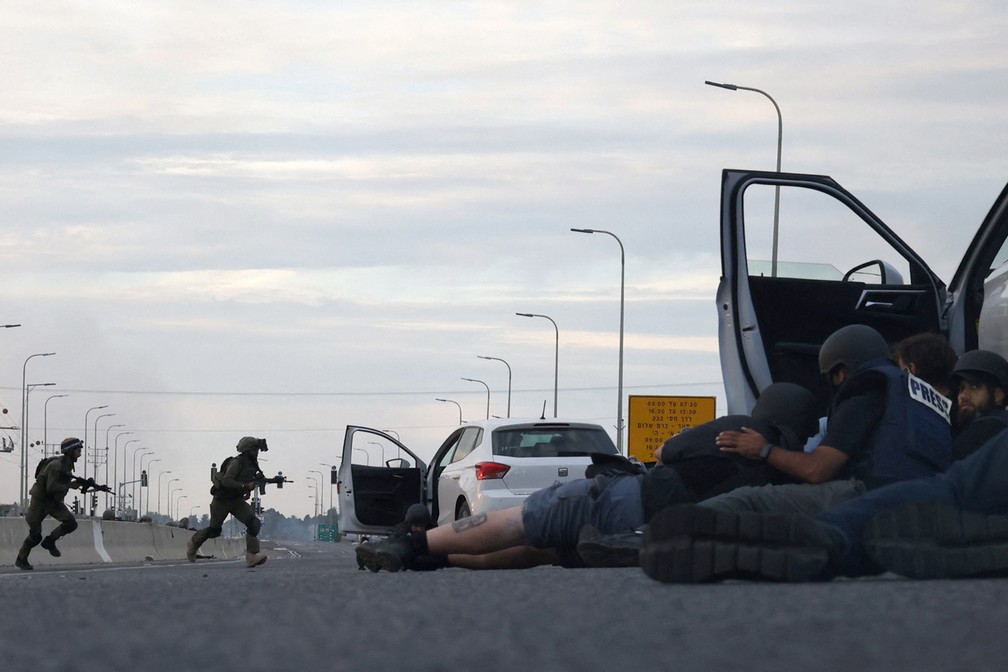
[2,539,1007,672]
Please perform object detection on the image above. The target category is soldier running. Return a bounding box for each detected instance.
[187,436,269,568]
[16,437,107,570]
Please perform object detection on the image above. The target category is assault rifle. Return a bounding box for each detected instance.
[252,471,292,495]
[72,477,113,494]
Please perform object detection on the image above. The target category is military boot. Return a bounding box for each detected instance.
[15,555,33,571]
[186,537,199,563]
[246,551,268,568]
[40,537,62,558]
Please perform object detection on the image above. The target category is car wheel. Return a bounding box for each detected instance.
[455,500,471,520]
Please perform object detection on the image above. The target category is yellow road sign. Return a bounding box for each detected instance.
[628,395,717,462]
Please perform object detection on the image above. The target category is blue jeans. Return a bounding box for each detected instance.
[817,427,1008,575]
[521,475,645,549]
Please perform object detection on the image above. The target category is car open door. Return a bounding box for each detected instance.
[718,169,947,415]
[336,426,427,537]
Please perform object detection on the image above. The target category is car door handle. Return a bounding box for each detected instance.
[448,473,461,480]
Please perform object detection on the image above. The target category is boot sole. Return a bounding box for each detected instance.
[640,505,830,583]
[865,503,1008,579]
[576,526,641,567]
[354,544,383,572]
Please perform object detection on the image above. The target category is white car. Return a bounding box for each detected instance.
[718,169,1008,415]
[336,419,619,537]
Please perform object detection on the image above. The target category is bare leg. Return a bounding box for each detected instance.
[448,546,559,570]
[426,507,528,556]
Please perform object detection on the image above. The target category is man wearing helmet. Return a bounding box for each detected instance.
[355,382,822,572]
[186,437,269,568]
[15,437,88,570]
[705,324,953,518]
[948,350,1008,459]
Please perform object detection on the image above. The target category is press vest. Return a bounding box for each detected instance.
[837,358,952,487]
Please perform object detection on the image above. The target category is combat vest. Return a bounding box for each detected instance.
[837,358,952,488]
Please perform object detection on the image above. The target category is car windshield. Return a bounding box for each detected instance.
[491,426,618,458]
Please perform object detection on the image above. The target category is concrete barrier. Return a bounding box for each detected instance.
[0,517,247,567]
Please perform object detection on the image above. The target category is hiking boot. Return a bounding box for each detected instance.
[186,538,198,563]
[865,502,1008,579]
[15,555,33,571]
[576,525,642,567]
[40,537,61,558]
[373,536,415,573]
[640,504,835,583]
[245,551,268,568]
[355,542,382,572]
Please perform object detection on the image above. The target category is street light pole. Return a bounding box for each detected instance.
[570,228,626,455]
[461,377,490,419]
[435,398,463,425]
[157,470,173,517]
[142,457,161,518]
[516,313,559,417]
[84,405,109,483]
[477,356,511,417]
[114,434,136,512]
[167,480,180,520]
[43,393,68,458]
[21,352,55,507]
[24,381,56,502]
[705,80,783,277]
[132,448,152,518]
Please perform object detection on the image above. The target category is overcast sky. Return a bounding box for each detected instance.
[1,1,1005,517]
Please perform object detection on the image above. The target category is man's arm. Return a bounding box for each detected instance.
[716,427,849,483]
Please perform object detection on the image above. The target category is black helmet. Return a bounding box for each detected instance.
[818,324,890,375]
[952,350,1008,390]
[752,382,820,443]
[60,437,84,455]
[236,436,268,453]
[404,503,432,527]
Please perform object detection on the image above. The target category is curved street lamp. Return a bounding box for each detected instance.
[157,470,173,516]
[142,456,161,518]
[705,80,783,277]
[477,355,512,418]
[516,313,559,417]
[436,398,463,425]
[43,393,68,458]
[353,447,370,465]
[570,228,626,455]
[20,352,55,507]
[461,377,490,419]
[84,405,109,483]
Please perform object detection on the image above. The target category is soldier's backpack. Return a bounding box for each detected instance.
[211,455,235,488]
[34,455,61,479]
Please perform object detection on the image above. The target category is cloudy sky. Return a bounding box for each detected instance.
[1,1,1005,517]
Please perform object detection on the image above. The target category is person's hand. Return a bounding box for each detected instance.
[716,427,768,460]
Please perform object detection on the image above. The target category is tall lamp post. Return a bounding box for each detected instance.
[167,479,180,520]
[366,442,385,466]
[21,351,55,507]
[570,228,626,455]
[43,393,68,458]
[173,494,187,522]
[84,405,109,483]
[477,356,511,417]
[142,456,161,518]
[157,470,173,517]
[705,80,783,277]
[115,436,138,512]
[132,448,153,518]
[24,382,55,501]
[516,313,559,417]
[322,462,336,521]
[461,377,490,419]
[435,398,463,425]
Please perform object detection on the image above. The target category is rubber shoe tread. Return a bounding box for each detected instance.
[576,525,642,567]
[865,502,1008,579]
[640,504,831,583]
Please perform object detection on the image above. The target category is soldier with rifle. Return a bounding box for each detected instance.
[15,437,111,570]
[187,436,289,568]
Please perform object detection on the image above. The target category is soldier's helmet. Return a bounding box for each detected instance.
[751,382,820,444]
[236,436,268,453]
[952,350,1008,391]
[405,503,432,528]
[61,437,84,454]
[818,324,890,375]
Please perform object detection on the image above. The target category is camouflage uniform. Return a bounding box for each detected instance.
[188,437,268,567]
[16,440,82,569]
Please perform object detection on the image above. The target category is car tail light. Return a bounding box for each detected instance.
[475,462,510,480]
